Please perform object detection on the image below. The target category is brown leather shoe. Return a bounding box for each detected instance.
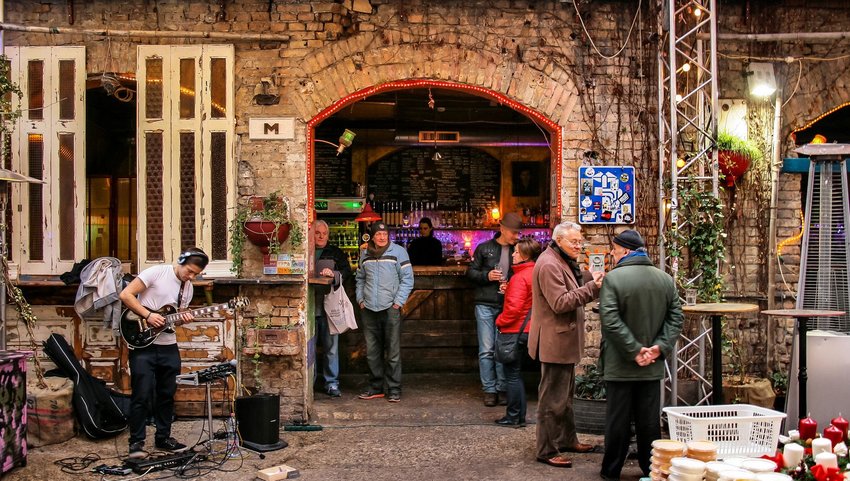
[536,454,573,468]
[564,443,595,453]
[483,392,498,407]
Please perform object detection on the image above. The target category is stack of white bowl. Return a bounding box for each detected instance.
[740,459,778,474]
[753,473,793,481]
[668,456,706,481]
[717,469,759,481]
[704,461,740,481]
[650,440,687,480]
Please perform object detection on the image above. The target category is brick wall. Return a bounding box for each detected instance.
[8,0,848,397]
[716,0,850,376]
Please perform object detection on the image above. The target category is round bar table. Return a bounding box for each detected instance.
[682,303,760,404]
[761,309,845,421]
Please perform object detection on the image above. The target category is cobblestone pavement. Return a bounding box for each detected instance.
[7,373,650,481]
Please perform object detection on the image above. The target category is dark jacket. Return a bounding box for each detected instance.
[316,244,353,282]
[495,260,535,334]
[528,244,599,364]
[466,235,514,307]
[598,254,683,381]
[314,244,353,316]
[407,235,443,266]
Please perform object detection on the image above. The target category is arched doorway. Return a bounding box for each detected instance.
[307,80,563,220]
[306,80,562,381]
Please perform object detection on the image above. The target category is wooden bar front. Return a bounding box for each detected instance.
[339,266,479,373]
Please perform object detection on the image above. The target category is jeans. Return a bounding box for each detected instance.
[474,304,505,393]
[502,333,528,422]
[361,307,402,394]
[601,380,661,479]
[315,314,339,390]
[128,344,181,445]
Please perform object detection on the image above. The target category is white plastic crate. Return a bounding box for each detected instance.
[663,404,786,457]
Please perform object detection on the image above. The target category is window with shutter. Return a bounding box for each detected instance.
[7,47,86,275]
[136,45,235,275]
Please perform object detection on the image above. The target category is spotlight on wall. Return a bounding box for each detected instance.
[432,150,442,161]
[337,129,357,155]
[747,62,777,98]
[315,129,357,156]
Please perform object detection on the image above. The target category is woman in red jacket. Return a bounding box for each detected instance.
[494,237,542,427]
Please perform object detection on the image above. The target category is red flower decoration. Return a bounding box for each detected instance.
[811,464,844,481]
[761,452,784,471]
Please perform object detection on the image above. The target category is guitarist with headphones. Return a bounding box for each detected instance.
[118,247,209,459]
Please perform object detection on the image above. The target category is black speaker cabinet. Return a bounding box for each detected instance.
[235,393,287,452]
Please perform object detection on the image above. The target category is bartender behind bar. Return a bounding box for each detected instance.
[407,217,443,266]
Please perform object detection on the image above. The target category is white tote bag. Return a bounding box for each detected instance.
[324,273,358,335]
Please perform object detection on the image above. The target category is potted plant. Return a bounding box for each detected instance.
[573,364,606,435]
[770,370,788,412]
[229,191,303,275]
[716,131,764,187]
[720,332,775,408]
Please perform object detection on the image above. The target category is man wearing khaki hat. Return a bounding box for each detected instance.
[467,212,522,407]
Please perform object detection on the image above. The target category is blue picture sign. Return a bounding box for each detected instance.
[578,166,636,224]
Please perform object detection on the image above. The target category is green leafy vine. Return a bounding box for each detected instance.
[666,181,726,303]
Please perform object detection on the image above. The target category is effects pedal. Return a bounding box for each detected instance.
[93,464,132,475]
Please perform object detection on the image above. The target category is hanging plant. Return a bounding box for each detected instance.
[229,191,303,276]
[717,131,764,187]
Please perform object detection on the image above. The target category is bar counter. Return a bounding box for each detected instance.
[339,264,479,373]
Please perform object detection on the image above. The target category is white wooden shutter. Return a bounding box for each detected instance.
[7,46,86,275]
[136,45,235,274]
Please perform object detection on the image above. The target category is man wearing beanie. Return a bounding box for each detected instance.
[598,229,683,480]
[356,222,414,403]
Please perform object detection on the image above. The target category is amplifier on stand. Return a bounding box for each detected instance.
[235,393,287,452]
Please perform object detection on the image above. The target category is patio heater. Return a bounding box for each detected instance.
[0,167,45,350]
[786,144,850,426]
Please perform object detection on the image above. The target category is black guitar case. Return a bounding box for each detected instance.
[42,334,127,439]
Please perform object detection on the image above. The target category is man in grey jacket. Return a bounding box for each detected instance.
[356,222,414,403]
[598,229,683,480]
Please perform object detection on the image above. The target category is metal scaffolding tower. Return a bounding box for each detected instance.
[657,0,719,405]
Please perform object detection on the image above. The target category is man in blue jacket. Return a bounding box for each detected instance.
[598,229,683,480]
[356,222,415,403]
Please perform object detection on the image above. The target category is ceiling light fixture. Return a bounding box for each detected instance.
[747,62,777,98]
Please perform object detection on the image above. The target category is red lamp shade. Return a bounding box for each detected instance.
[355,203,382,222]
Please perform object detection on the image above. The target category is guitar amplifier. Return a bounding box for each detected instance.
[235,394,287,452]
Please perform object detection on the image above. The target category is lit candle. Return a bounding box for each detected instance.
[815,452,839,468]
[825,424,844,447]
[832,414,850,440]
[800,415,818,440]
[783,443,805,468]
[812,437,834,456]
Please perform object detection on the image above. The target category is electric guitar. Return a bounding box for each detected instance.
[120,297,249,349]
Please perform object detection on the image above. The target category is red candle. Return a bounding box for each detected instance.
[825,424,844,447]
[831,414,849,440]
[799,415,818,440]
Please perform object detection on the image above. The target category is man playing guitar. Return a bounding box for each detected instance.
[118,247,209,459]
